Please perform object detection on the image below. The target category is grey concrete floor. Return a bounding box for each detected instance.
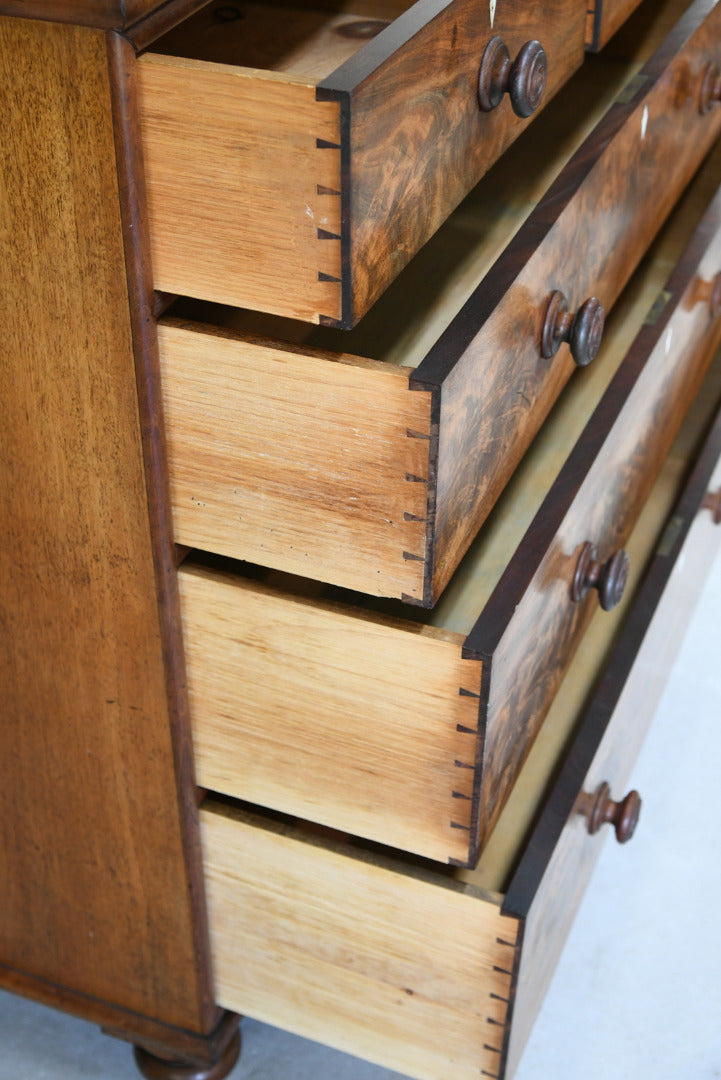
[2,547,720,1080]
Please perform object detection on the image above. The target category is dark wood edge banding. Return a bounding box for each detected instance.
[500,394,721,924]
[587,2,603,53]
[464,657,494,868]
[411,0,717,389]
[105,29,218,1033]
[316,85,353,328]
[496,917,526,1078]
[317,0,452,95]
[399,384,441,609]
[461,179,721,662]
[0,963,238,1066]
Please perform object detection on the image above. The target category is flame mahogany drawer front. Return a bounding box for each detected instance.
[136,0,587,328]
[197,382,721,1080]
[178,170,721,869]
[158,0,721,608]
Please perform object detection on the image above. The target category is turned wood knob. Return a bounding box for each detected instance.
[541,291,605,367]
[576,781,642,844]
[702,488,721,523]
[698,61,721,114]
[478,36,548,118]
[572,541,630,611]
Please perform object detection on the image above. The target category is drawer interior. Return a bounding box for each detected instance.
[185,135,721,648]
[199,362,721,1080]
[142,0,412,81]
[164,0,692,369]
[180,142,721,863]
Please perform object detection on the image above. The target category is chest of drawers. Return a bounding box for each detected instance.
[1,1,720,1078]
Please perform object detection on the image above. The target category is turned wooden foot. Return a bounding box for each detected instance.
[133,1029,241,1080]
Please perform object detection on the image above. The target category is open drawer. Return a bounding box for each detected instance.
[136,0,586,326]
[158,0,721,604]
[179,162,721,867]
[198,389,721,1080]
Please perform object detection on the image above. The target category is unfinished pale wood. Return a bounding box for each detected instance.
[201,804,520,1080]
[139,0,588,325]
[159,323,432,600]
[201,361,721,1080]
[136,55,343,322]
[162,0,718,601]
[180,146,721,866]
[157,51,647,600]
[180,567,483,864]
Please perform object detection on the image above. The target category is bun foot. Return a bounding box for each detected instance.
[133,1029,241,1080]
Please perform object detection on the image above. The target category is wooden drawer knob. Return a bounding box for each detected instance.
[572,541,630,611]
[702,488,721,523]
[541,290,605,367]
[699,61,721,114]
[576,781,642,844]
[478,36,548,118]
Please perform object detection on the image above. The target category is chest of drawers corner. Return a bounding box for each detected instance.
[2,0,721,1078]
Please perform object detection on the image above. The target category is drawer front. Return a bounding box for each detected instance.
[137,0,585,326]
[502,404,721,1078]
[200,402,721,1080]
[425,0,721,599]
[465,184,721,851]
[179,178,721,867]
[158,0,721,607]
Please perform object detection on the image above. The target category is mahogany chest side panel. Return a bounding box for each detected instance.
[0,16,212,1033]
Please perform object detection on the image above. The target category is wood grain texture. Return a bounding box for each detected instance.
[464,178,721,855]
[339,0,586,321]
[500,399,721,1080]
[137,51,343,322]
[419,0,721,602]
[145,2,390,78]
[139,0,585,326]
[106,29,219,1033]
[0,0,183,28]
[179,564,483,865]
[155,34,647,604]
[0,17,206,1032]
[158,318,433,601]
[199,393,721,1080]
[201,803,521,1080]
[176,156,721,868]
[587,0,647,51]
